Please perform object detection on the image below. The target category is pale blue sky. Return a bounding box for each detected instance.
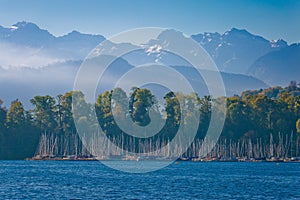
[0,0,299,43]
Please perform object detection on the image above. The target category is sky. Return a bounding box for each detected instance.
[0,0,299,43]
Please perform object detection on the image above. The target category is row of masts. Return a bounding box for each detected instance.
[34,132,300,161]
[183,133,300,161]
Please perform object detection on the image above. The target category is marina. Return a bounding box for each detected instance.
[28,132,300,162]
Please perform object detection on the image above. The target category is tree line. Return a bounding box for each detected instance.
[0,83,300,159]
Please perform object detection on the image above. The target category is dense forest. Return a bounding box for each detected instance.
[0,82,300,159]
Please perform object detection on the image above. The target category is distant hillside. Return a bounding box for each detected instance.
[248,44,300,86]
[0,58,267,108]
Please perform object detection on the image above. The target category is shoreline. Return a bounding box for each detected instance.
[25,155,300,163]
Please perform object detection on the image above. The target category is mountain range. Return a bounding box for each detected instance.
[0,21,105,68]
[0,21,299,107]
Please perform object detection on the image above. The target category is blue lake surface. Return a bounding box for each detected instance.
[0,161,299,199]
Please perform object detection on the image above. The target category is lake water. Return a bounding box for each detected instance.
[0,161,299,199]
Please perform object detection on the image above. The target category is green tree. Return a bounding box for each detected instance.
[111,88,129,128]
[163,92,181,138]
[197,95,212,139]
[59,91,81,135]
[30,95,57,133]
[130,88,155,126]
[6,99,25,129]
[68,91,93,134]
[96,90,118,136]
[224,96,254,139]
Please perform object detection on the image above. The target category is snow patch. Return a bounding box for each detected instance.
[10,25,18,31]
[146,44,162,54]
